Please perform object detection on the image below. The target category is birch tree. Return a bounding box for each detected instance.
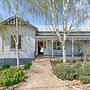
[2,0,37,67]
[14,0,32,67]
[15,0,19,67]
[27,0,88,63]
[12,0,31,67]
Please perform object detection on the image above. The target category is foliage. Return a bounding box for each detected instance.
[24,61,32,70]
[52,61,90,84]
[1,64,10,70]
[79,76,90,84]
[86,47,90,61]
[0,67,24,87]
[53,63,82,80]
[82,61,90,76]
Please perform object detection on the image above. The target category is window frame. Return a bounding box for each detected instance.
[53,41,62,50]
[10,34,22,50]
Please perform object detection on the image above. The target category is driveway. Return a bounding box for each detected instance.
[15,58,75,90]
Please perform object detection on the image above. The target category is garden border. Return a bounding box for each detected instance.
[0,62,33,90]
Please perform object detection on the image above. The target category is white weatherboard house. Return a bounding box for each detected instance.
[0,15,90,65]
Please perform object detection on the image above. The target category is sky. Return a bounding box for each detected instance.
[0,0,89,31]
[0,0,46,26]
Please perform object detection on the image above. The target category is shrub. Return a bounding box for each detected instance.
[82,61,90,76]
[79,75,90,84]
[53,63,76,80]
[1,64,10,70]
[53,63,67,79]
[64,65,75,80]
[0,67,24,87]
[72,63,83,79]
[52,61,90,84]
[24,61,32,70]
[52,62,83,80]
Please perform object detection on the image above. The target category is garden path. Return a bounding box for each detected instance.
[15,57,76,90]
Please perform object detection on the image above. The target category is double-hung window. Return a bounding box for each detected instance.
[10,35,21,49]
[53,41,62,50]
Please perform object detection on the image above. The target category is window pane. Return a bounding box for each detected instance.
[18,35,21,49]
[10,35,21,49]
[57,42,62,50]
[11,35,15,49]
[53,42,56,49]
[44,41,46,48]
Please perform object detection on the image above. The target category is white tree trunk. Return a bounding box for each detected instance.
[62,43,67,63]
[16,0,19,67]
[16,17,19,67]
[16,42,19,67]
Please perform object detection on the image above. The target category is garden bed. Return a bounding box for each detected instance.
[0,61,32,90]
[51,61,90,89]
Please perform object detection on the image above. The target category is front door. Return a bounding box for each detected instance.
[38,41,44,55]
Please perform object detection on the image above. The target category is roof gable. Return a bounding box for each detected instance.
[1,15,38,31]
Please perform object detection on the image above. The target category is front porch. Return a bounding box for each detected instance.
[35,38,90,58]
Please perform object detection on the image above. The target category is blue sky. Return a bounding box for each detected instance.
[0,0,46,26]
[0,0,89,31]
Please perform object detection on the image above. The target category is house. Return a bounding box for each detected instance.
[0,15,90,66]
[0,15,37,66]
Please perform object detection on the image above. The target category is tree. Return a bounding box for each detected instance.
[27,0,88,63]
[15,0,32,67]
[11,0,33,67]
[1,0,20,67]
[15,0,19,67]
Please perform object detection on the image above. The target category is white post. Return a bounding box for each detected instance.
[52,37,53,57]
[72,38,74,57]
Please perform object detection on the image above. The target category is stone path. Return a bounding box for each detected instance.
[15,58,75,90]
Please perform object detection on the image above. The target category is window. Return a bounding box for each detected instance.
[10,35,21,49]
[53,42,57,49]
[18,35,21,49]
[11,35,15,49]
[57,42,62,50]
[44,41,46,48]
[53,41,62,50]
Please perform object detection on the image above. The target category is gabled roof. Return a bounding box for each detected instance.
[1,15,38,31]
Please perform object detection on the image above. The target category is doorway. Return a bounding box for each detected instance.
[38,41,44,55]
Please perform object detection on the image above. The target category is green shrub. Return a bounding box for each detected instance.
[64,65,75,80]
[79,75,90,84]
[24,61,32,70]
[53,62,83,80]
[52,61,90,84]
[72,63,83,79]
[0,67,24,87]
[53,63,76,80]
[53,63,66,79]
[82,61,90,76]
[2,64,10,70]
